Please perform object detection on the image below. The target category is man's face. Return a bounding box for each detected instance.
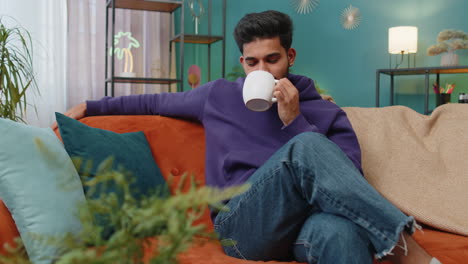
[240,36,296,80]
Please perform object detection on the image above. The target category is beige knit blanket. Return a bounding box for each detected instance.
[343,104,468,236]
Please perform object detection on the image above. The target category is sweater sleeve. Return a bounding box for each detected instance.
[326,110,363,174]
[281,113,319,134]
[86,82,212,122]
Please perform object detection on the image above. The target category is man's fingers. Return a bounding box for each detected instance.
[50,102,87,129]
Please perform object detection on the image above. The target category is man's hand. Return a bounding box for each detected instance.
[51,102,87,130]
[273,78,300,126]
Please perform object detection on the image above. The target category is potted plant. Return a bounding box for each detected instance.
[0,157,248,264]
[0,17,37,122]
[427,29,468,66]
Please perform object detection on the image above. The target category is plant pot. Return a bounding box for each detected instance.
[436,93,451,106]
[440,52,459,67]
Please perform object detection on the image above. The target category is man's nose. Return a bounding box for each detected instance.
[257,61,269,72]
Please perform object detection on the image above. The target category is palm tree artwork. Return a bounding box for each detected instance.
[109,31,140,77]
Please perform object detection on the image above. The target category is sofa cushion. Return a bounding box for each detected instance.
[55,113,169,237]
[70,115,211,229]
[0,200,20,255]
[55,113,168,198]
[0,118,86,264]
[343,104,468,236]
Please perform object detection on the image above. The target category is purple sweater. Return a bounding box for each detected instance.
[87,74,363,190]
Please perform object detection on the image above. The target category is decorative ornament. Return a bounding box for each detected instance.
[188,65,201,89]
[290,0,319,14]
[187,0,205,34]
[341,5,361,30]
[109,31,140,77]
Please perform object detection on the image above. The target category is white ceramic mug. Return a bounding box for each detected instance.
[242,70,278,112]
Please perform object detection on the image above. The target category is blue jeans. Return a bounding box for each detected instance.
[213,132,414,264]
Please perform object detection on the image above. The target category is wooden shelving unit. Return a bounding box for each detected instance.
[105,0,226,96]
[171,34,223,44]
[113,0,181,12]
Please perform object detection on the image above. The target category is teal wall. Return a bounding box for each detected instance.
[181,0,468,112]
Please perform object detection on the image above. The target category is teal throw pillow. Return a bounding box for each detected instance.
[55,112,168,212]
[0,118,86,264]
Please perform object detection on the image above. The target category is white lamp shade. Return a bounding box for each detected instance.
[388,26,418,54]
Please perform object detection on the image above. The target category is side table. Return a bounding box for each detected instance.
[376,66,468,114]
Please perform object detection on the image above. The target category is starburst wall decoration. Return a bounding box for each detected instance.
[341,5,361,30]
[290,0,320,14]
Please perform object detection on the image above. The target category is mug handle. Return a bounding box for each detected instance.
[272,80,279,103]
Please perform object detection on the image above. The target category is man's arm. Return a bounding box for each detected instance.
[325,110,363,174]
[86,84,210,121]
[52,82,213,130]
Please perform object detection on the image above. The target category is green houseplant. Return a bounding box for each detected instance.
[0,17,37,122]
[0,156,248,264]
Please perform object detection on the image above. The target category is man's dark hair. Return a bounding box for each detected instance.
[233,10,293,54]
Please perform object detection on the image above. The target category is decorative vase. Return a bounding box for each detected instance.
[440,52,459,67]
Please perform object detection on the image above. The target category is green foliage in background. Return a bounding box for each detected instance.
[0,17,37,122]
[0,157,249,264]
[314,81,327,95]
[226,65,246,81]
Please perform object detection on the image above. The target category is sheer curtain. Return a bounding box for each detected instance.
[0,0,173,126]
[67,0,173,107]
[67,0,105,107]
[0,0,67,127]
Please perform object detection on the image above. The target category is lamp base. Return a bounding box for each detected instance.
[389,52,416,69]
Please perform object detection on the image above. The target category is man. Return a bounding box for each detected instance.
[57,10,439,264]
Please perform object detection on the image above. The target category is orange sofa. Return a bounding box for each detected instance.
[1,109,468,263]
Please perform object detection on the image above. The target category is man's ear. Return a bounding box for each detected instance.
[239,56,248,74]
[287,48,297,66]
